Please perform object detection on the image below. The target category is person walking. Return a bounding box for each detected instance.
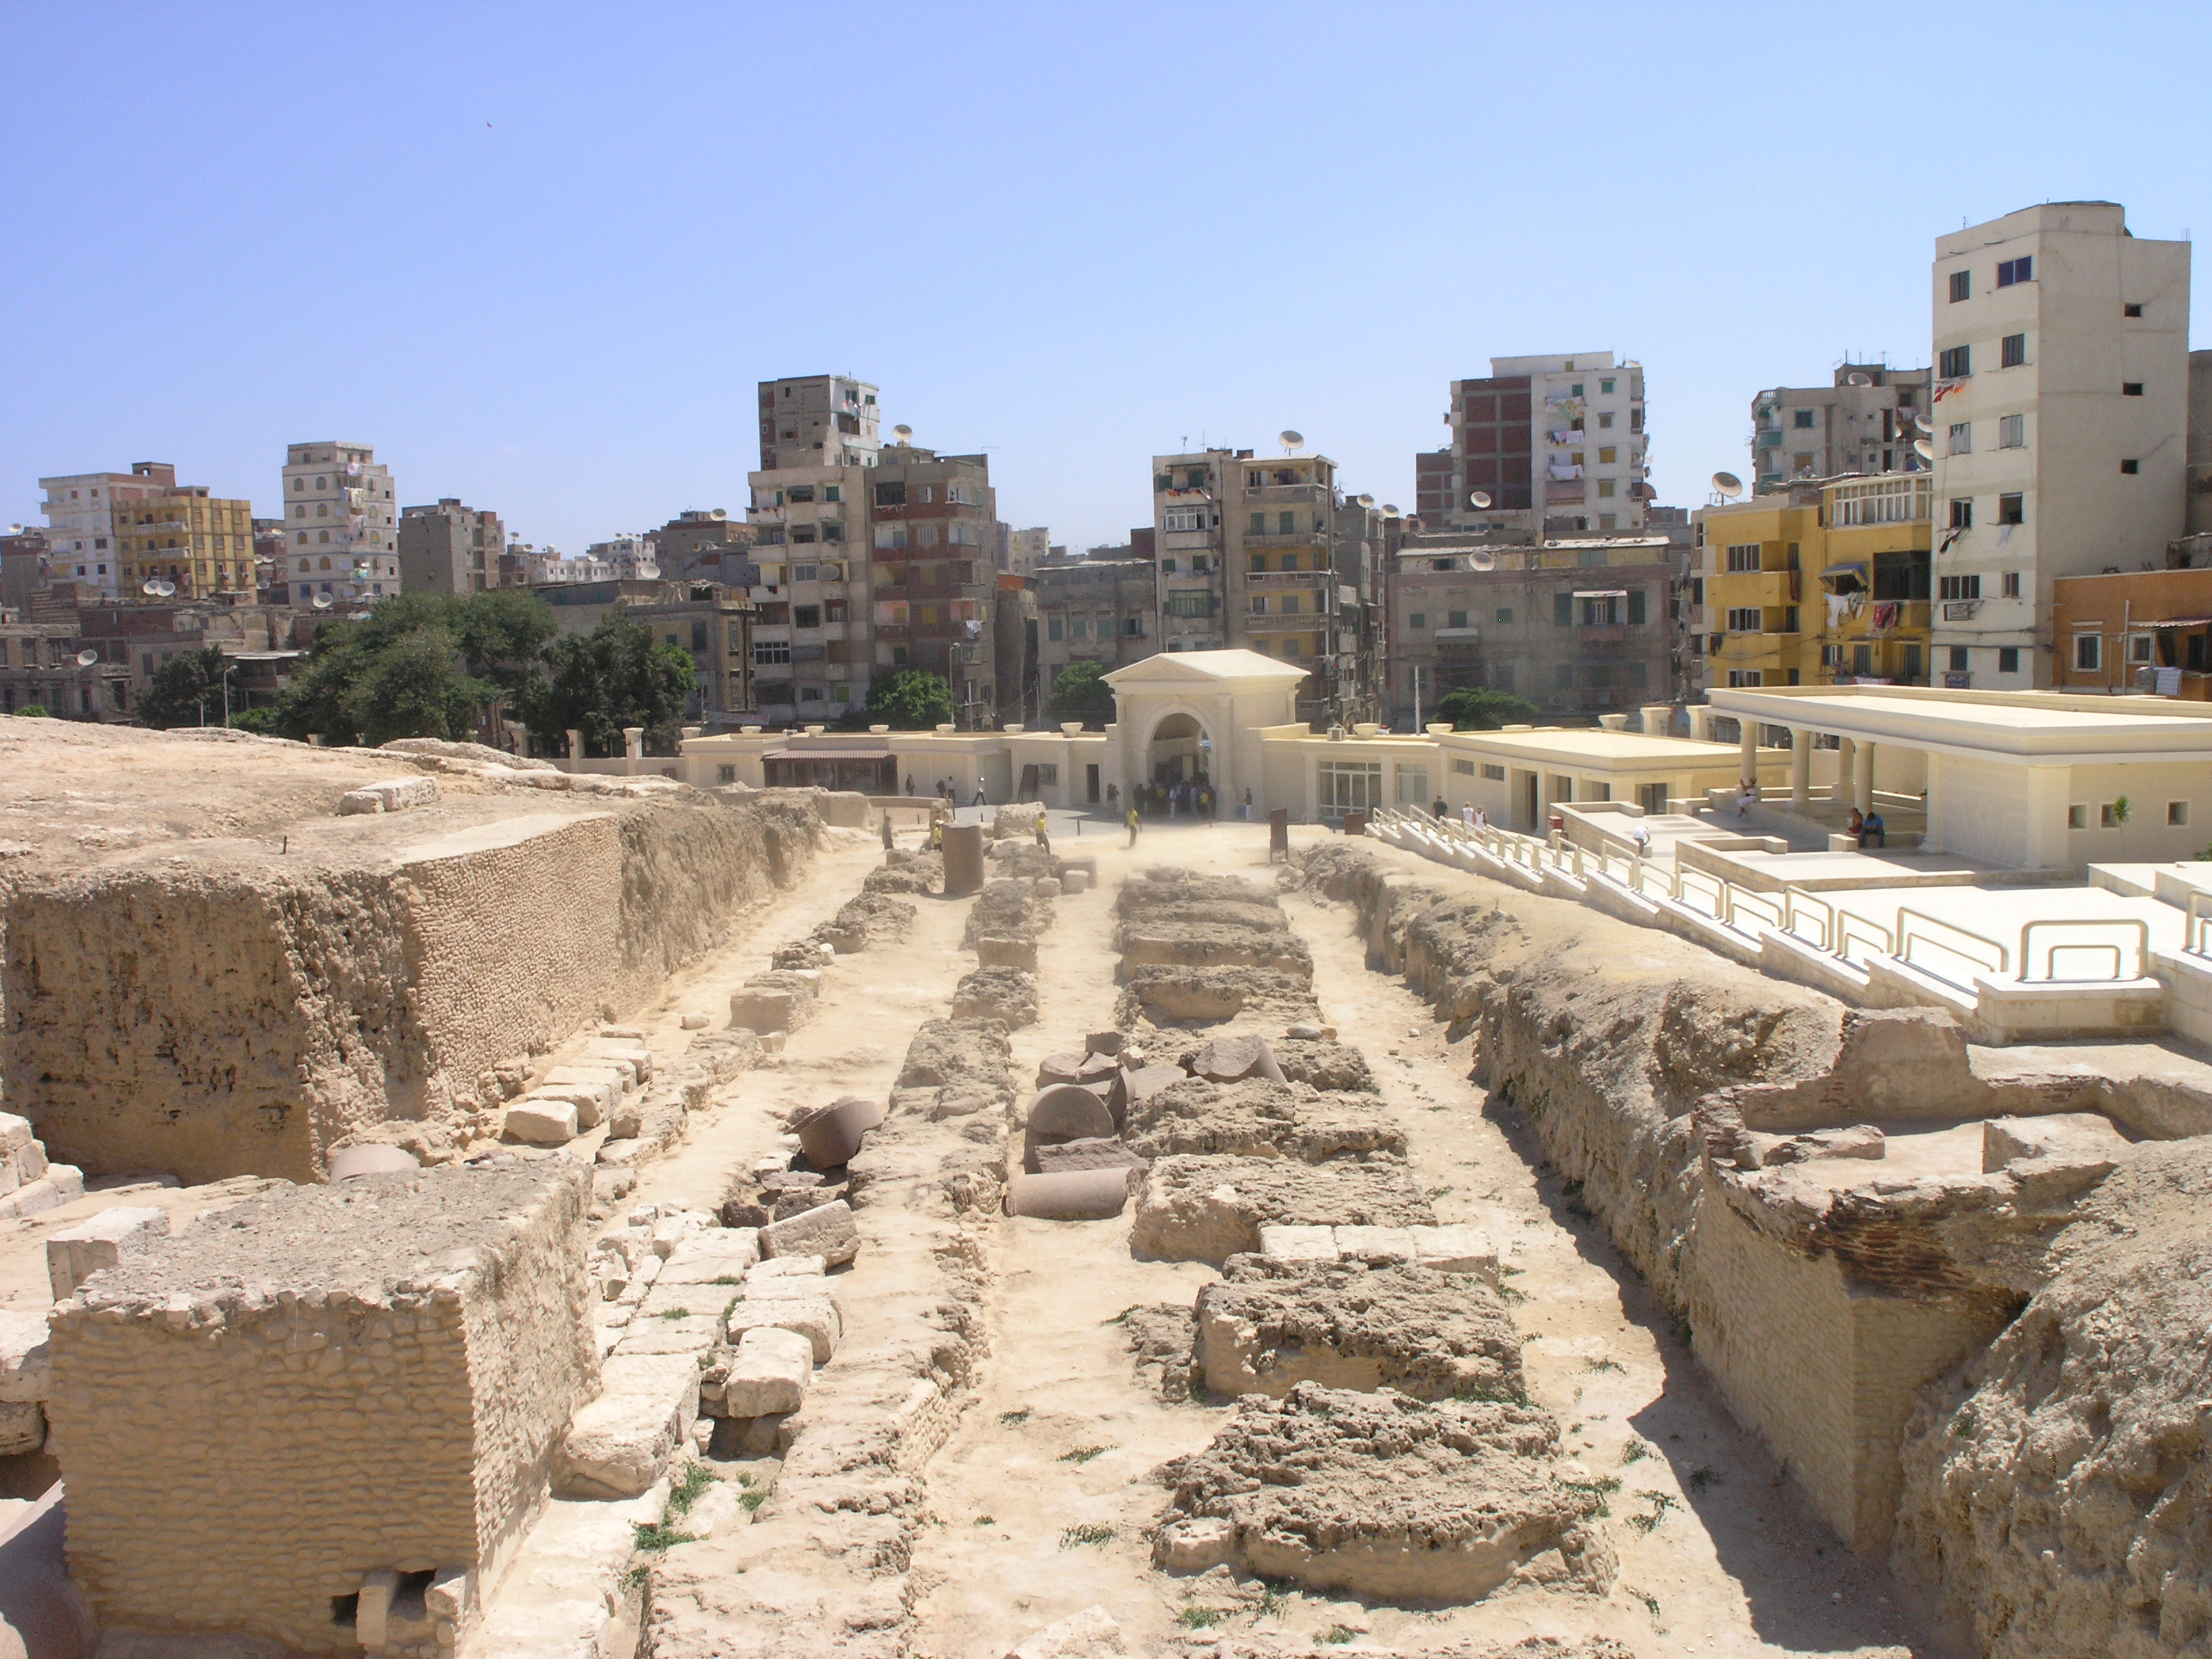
[1433,795,1448,819]
[1034,807,1051,853]
[972,782,986,810]
[1461,802,1476,830]
[1241,787,1254,823]
[1126,804,1141,847]
[881,812,895,851]
[905,774,916,797]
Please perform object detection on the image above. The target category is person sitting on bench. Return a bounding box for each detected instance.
[1861,809,1885,848]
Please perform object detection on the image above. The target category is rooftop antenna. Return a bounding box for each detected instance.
[1279,429,1304,455]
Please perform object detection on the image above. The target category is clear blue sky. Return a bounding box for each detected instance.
[7,3,2207,556]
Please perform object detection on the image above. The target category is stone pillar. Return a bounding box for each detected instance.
[623,726,644,764]
[1853,740,1875,814]
[1791,728,1811,810]
[509,720,529,760]
[1739,722,1758,787]
[1597,713,1629,731]
[1921,753,1942,855]
[566,728,583,762]
[1837,736,1855,804]
[1641,703,1673,736]
[1687,705,1713,743]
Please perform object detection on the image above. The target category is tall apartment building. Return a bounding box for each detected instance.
[758,375,879,470]
[1750,365,1932,490]
[1006,527,1052,577]
[279,443,400,602]
[42,463,254,598]
[868,443,1000,723]
[398,499,506,594]
[1415,354,1650,537]
[1929,203,2191,687]
[1033,550,1156,713]
[585,534,657,578]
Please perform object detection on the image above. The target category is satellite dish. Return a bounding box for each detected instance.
[1404,516,1424,531]
[1469,491,1493,509]
[75,650,100,668]
[636,562,660,579]
[1279,430,1304,454]
[1471,549,1498,572]
[1711,472,1744,499]
[152,579,176,597]
[892,424,912,443]
[1914,437,1935,460]
[1847,371,1874,388]
[1355,493,1374,508]
[140,581,161,596]
[312,593,335,611]
[1382,504,1401,517]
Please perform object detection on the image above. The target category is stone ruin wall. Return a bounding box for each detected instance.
[45,1164,598,1656]
[1,794,819,1183]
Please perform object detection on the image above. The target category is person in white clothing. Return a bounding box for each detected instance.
[1460,803,1476,829]
[1473,805,1488,830]
[1630,821,1653,856]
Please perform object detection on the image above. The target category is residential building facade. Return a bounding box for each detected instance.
[1033,550,1156,716]
[279,442,400,602]
[867,443,1000,724]
[1692,473,1933,692]
[1005,527,1052,577]
[536,579,756,722]
[0,623,131,720]
[1929,202,2191,687]
[758,375,879,471]
[39,469,160,597]
[1416,354,1651,537]
[586,534,657,578]
[398,499,506,594]
[43,464,256,601]
[1750,365,1932,490]
[2051,567,2212,699]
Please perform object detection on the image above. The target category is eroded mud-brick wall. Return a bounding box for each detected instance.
[45,1162,596,1656]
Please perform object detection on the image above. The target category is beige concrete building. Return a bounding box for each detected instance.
[1416,354,1651,537]
[39,465,184,597]
[281,441,400,601]
[398,498,506,594]
[1929,203,2191,687]
[1750,364,1931,490]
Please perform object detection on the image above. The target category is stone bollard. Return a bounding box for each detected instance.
[623,726,644,764]
[567,728,584,762]
[942,823,985,897]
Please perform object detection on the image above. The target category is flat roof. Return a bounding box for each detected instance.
[1438,727,1742,769]
[1708,684,2212,762]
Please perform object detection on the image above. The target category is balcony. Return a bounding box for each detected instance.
[1241,530,1329,547]
[1546,481,1587,504]
[1242,568,1329,585]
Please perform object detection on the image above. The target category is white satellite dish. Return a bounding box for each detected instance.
[1381,504,1400,517]
[140,581,161,596]
[152,579,176,597]
[1847,371,1874,387]
[1711,472,1744,499]
[1471,549,1497,572]
[1355,493,1374,508]
[1279,430,1304,454]
[1469,491,1493,509]
[312,593,334,611]
[892,424,913,443]
[636,562,660,579]
[1914,436,1935,460]
[75,649,100,668]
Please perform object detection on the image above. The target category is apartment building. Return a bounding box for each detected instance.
[1,528,47,613]
[1033,550,1156,710]
[398,499,506,594]
[537,579,755,721]
[42,464,255,601]
[758,375,879,470]
[279,443,400,602]
[1929,202,2191,687]
[1416,354,1651,537]
[868,443,1000,724]
[1692,473,1933,691]
[1750,365,1932,489]
[2051,567,2212,699]
[39,466,180,597]
[1387,530,1675,724]
[76,600,291,706]
[1004,527,1053,577]
[0,623,131,719]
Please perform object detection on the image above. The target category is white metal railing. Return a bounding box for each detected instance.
[2020,918,2150,982]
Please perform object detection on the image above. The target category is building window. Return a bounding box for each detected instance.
[1939,345,1971,379]
[2125,303,2144,319]
[2170,802,2190,827]
[2001,333,2026,369]
[1725,607,1763,632]
[1600,378,1615,394]
[1999,414,2025,449]
[1446,609,1467,629]
[1163,507,1204,532]
[1597,480,1616,498]
[1950,647,1970,672]
[1948,422,1972,455]
[754,640,791,664]
[874,483,905,507]
[1408,611,1426,629]
[2074,634,2102,671]
[2123,382,2144,397]
[1793,409,1815,429]
[2131,634,2155,663]
[1948,498,1973,529]
[1999,647,2020,674]
[1482,762,1506,781]
[2100,802,2123,828]
[2068,804,2089,830]
[1726,670,1764,687]
[1996,255,2033,287]
[1725,544,1761,573]
[2001,571,2021,598]
[1948,270,1970,303]
[1940,575,1982,600]
[2122,459,2140,475]
[1998,493,2025,525]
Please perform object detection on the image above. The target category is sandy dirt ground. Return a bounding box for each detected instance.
[616,816,1948,1657]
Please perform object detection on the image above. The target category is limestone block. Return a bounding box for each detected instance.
[504,1099,580,1146]
[1003,1605,1128,1659]
[0,1167,82,1222]
[0,1311,52,1405]
[1035,1138,1147,1175]
[552,1351,701,1499]
[762,1200,859,1266]
[651,1215,697,1258]
[0,1115,34,1155]
[563,1053,638,1090]
[583,1040,653,1082]
[516,1085,602,1132]
[730,970,821,1034]
[657,1230,760,1285]
[976,935,1040,971]
[599,1025,648,1040]
[726,1294,839,1362]
[613,1311,724,1356]
[1332,1225,1418,1265]
[1061,869,1091,895]
[45,1206,169,1300]
[546,1063,630,1100]
[1412,1224,1500,1286]
[1258,1224,1338,1264]
[337,775,440,815]
[1983,1112,2133,1172]
[747,1256,825,1279]
[722,1327,813,1416]
[1155,1516,1236,1574]
[681,1010,712,1030]
[737,1276,843,1325]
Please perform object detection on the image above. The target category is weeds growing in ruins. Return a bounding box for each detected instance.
[713,1275,743,1286]
[1622,1439,1654,1465]
[633,1521,687,1553]
[1318,1627,1359,1645]
[1625,1492,1679,1535]
[1626,1586,1662,1619]
[1454,1379,1529,1406]
[668,1462,718,1515]
[1179,1609,1224,1629]
[974,1516,994,1525]
[1058,1445,1112,1464]
[1953,1410,1979,1439]
[1252,1578,1294,1619]
[1686,1465,1721,1493]
[1059,1523,1114,1547]
[739,1490,767,1513]
[1585,1358,1626,1374]
[999,1408,1031,1425]
[1561,1475,1624,1517]
[659,1307,691,1321]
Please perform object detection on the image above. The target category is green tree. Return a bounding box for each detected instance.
[270,605,487,746]
[1437,687,1541,731]
[1048,660,1116,728]
[12,705,49,718]
[863,669,954,731]
[449,588,558,705]
[520,611,695,756]
[140,645,239,729]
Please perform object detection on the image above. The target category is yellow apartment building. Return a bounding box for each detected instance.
[114,485,258,599]
[1693,473,1931,691]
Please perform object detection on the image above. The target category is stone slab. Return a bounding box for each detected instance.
[761,1200,859,1266]
[504,1100,580,1146]
[552,1352,701,1499]
[722,1326,813,1416]
[726,1294,839,1362]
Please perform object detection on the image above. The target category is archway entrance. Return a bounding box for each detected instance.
[1147,712,1210,785]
